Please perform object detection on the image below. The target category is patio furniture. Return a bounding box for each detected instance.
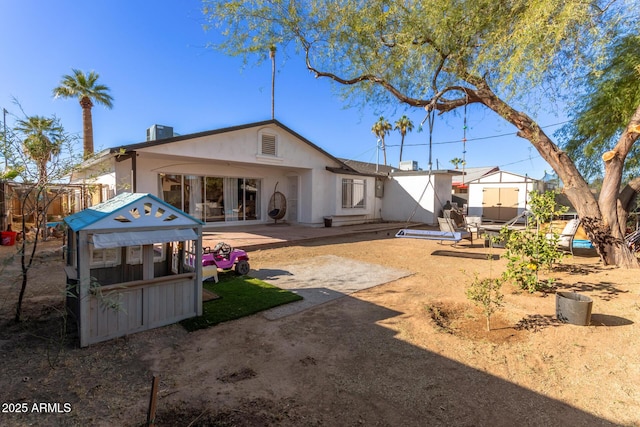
[437,216,473,245]
[478,210,531,248]
[625,229,640,252]
[546,218,581,255]
[464,216,482,238]
[395,227,471,245]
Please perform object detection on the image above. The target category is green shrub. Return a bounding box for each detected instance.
[465,274,504,331]
[501,190,567,293]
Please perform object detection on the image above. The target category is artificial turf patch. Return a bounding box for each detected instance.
[180,273,303,331]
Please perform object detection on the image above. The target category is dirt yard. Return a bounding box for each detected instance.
[0,230,639,426]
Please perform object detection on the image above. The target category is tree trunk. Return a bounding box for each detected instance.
[14,273,28,322]
[470,81,640,268]
[302,59,640,267]
[80,96,94,159]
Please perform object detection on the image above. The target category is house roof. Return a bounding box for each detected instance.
[108,119,362,175]
[64,192,203,232]
[452,166,499,186]
[467,169,541,183]
[334,158,394,177]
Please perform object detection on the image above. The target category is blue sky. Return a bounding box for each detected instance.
[1,0,560,178]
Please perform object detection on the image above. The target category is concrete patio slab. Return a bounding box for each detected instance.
[202,221,423,251]
[253,254,411,320]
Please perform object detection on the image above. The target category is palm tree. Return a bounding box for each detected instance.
[53,69,113,158]
[371,116,392,166]
[394,115,414,164]
[450,157,466,169]
[13,116,65,322]
[15,116,64,182]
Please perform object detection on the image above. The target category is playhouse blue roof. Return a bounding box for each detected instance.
[64,192,203,231]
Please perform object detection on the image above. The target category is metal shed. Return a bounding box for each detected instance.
[64,193,203,347]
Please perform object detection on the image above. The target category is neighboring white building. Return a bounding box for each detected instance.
[382,170,458,225]
[467,170,541,221]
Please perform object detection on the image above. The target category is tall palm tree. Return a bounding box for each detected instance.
[394,115,414,164]
[15,116,64,182]
[53,69,113,158]
[371,116,392,166]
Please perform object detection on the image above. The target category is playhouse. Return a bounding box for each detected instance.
[64,193,204,347]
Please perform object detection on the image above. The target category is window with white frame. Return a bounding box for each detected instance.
[89,235,121,268]
[126,243,166,265]
[342,178,366,208]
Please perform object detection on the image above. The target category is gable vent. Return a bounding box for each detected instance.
[261,134,277,156]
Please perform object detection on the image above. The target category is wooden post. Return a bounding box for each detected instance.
[146,375,160,427]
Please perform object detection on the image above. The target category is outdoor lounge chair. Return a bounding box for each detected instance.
[547,218,581,255]
[443,210,476,242]
[464,216,482,239]
[438,216,473,245]
[394,211,473,245]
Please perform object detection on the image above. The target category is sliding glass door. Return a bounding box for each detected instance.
[159,174,261,223]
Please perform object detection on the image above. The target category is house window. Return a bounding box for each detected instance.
[342,178,366,208]
[260,133,277,156]
[89,235,121,268]
[126,243,165,265]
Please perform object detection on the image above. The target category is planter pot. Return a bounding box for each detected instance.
[556,292,593,326]
[1,231,17,246]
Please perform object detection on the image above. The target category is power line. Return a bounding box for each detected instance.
[384,120,570,148]
[499,154,542,168]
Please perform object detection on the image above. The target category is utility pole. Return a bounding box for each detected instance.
[2,108,6,170]
[1,108,6,233]
[270,46,276,120]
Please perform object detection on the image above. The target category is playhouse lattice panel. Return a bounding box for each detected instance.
[97,199,197,229]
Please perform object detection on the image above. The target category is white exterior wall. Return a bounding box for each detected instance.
[114,159,132,195]
[382,173,453,225]
[81,123,391,228]
[467,171,539,217]
[70,157,117,193]
[134,125,333,170]
[328,173,379,226]
[116,123,379,227]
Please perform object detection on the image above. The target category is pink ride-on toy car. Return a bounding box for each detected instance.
[202,242,250,281]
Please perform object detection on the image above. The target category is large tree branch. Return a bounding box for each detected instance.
[599,103,640,234]
[304,48,483,111]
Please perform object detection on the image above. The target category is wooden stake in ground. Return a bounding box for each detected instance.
[146,375,160,427]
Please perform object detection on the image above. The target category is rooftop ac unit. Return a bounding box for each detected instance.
[399,160,418,171]
[146,124,174,141]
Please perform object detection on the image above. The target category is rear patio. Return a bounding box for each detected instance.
[202,221,419,250]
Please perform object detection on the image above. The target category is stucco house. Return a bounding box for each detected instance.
[73,120,393,228]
